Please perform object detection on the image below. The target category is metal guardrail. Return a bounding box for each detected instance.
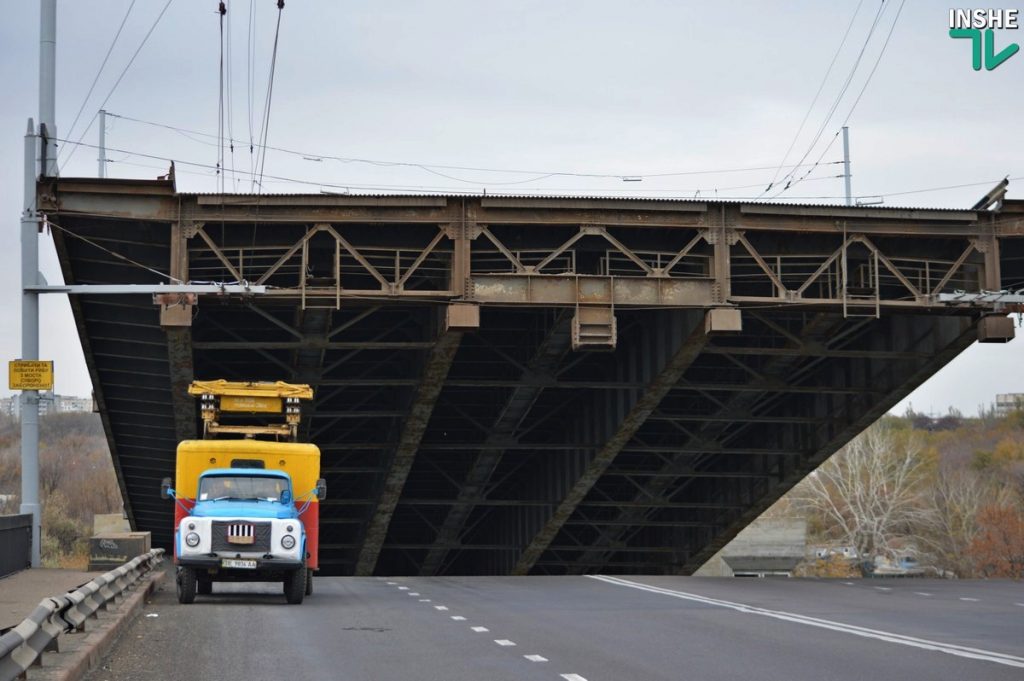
[0,549,163,681]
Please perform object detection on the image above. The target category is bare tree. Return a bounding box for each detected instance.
[918,468,994,576]
[798,423,929,560]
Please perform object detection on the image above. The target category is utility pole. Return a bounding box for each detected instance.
[842,126,852,206]
[98,109,107,178]
[21,0,57,568]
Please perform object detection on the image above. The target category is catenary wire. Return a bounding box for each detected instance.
[765,0,866,193]
[776,0,908,197]
[62,1,137,152]
[59,0,176,168]
[59,133,1017,202]
[104,111,844,183]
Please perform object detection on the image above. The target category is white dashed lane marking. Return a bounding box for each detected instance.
[451,615,466,621]
[434,605,449,611]
[524,654,548,662]
[494,639,517,646]
[960,597,979,602]
[914,592,932,597]
[385,581,397,585]
[874,587,892,592]
[560,675,589,681]
[418,599,431,602]
[408,592,420,596]
[843,582,855,586]
[471,626,489,632]
[397,586,409,590]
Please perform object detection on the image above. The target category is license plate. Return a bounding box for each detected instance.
[221,558,257,569]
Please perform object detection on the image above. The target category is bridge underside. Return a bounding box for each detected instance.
[42,178,1022,575]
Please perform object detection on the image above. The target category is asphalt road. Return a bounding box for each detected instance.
[87,573,1024,681]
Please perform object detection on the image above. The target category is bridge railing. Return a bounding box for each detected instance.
[0,549,163,681]
[0,516,32,580]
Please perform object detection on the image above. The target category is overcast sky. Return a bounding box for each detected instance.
[0,1,1020,414]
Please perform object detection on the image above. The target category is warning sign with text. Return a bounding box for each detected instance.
[9,361,54,390]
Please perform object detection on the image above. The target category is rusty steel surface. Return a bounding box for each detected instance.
[42,176,1024,575]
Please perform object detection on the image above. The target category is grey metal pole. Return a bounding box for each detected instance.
[20,119,41,568]
[39,0,56,176]
[842,126,852,206]
[98,109,106,178]
[21,0,56,568]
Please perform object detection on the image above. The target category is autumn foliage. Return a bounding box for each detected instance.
[0,412,122,568]
[967,504,1024,578]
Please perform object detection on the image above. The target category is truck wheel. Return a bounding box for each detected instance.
[177,568,197,604]
[305,569,313,596]
[284,567,306,604]
[197,579,212,595]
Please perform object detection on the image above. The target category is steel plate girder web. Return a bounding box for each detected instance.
[420,314,573,576]
[355,330,463,575]
[512,313,710,575]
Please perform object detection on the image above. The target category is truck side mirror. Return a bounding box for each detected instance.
[160,477,173,500]
[316,478,327,500]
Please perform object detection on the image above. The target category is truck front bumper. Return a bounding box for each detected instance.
[177,555,304,571]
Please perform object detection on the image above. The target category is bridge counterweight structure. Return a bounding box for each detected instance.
[40,176,1023,575]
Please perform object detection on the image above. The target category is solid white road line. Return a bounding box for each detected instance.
[560,674,589,681]
[588,575,1024,669]
[524,654,548,662]
[494,639,516,646]
[435,605,449,611]
[960,597,980,602]
[451,615,467,621]
[471,626,489,632]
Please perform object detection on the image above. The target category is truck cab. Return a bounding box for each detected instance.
[176,469,306,590]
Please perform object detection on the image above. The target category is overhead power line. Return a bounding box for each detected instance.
[766,0,866,192]
[59,0,176,168]
[775,0,908,198]
[103,111,844,184]
[62,0,137,151]
[767,0,891,198]
[255,0,285,192]
[54,134,1016,203]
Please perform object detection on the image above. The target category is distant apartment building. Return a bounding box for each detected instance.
[0,392,93,419]
[995,393,1024,416]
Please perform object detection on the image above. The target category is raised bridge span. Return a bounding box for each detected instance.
[41,176,1023,576]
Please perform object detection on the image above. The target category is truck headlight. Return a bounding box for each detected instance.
[185,532,201,547]
[281,535,296,550]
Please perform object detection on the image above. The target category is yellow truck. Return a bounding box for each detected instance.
[161,381,325,604]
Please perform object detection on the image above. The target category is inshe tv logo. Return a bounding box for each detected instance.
[949,9,1020,70]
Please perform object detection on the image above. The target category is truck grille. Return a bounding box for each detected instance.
[211,521,271,553]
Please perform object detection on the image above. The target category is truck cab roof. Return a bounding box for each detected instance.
[199,468,292,480]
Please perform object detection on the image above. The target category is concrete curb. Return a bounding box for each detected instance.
[41,569,165,681]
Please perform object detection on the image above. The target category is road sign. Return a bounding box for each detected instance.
[9,360,54,390]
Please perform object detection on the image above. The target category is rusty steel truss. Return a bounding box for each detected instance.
[40,176,1024,575]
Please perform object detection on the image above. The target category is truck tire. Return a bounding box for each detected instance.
[197,578,212,595]
[284,566,306,604]
[177,567,197,604]
[305,569,313,596]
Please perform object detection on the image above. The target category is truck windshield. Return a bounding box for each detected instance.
[198,475,289,502]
